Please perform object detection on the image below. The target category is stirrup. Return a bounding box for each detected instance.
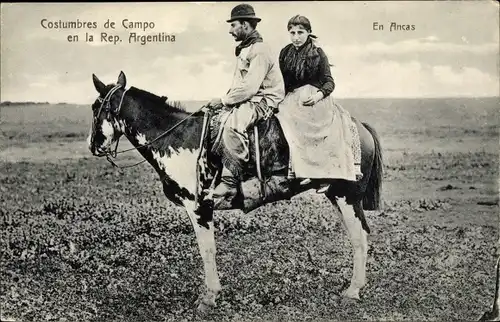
[212,169,238,198]
[212,180,237,199]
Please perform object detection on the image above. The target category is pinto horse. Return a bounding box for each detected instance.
[88,71,383,312]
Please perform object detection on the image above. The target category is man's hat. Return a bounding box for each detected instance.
[227,4,261,23]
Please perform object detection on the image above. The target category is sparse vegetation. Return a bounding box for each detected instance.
[0,98,498,321]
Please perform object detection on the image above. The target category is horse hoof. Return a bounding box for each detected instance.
[197,302,213,314]
[195,295,216,313]
[342,287,360,300]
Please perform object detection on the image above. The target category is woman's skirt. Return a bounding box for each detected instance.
[275,84,359,181]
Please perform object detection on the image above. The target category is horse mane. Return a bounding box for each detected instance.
[127,86,188,114]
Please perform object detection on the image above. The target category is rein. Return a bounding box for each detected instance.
[92,84,206,169]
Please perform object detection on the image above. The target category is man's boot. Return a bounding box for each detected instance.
[212,166,238,200]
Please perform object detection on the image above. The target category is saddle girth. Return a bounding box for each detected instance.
[253,124,268,200]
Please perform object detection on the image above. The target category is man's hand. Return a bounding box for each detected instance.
[303,91,324,106]
[207,98,223,109]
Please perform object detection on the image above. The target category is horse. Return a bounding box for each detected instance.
[87,71,383,312]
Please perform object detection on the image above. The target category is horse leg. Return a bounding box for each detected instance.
[183,200,221,312]
[327,194,369,300]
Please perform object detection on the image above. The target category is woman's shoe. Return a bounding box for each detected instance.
[316,184,330,194]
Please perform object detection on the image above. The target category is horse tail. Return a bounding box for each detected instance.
[362,122,383,211]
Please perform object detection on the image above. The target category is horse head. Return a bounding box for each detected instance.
[88,71,128,157]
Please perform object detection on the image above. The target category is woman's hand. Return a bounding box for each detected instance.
[302,91,324,106]
[207,97,223,109]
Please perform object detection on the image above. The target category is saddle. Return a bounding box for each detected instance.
[200,108,289,185]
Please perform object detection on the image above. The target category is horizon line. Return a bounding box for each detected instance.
[2,95,499,106]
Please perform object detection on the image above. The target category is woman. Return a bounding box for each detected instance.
[276,15,362,193]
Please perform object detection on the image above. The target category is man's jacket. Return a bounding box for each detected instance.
[222,42,285,109]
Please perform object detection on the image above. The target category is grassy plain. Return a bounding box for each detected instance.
[1,97,498,321]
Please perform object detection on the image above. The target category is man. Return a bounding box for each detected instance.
[207,3,285,199]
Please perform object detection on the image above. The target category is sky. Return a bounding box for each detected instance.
[1,1,499,104]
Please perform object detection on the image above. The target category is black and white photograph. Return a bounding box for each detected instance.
[1,1,499,321]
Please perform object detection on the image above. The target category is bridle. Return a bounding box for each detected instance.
[91,84,135,167]
[91,84,206,169]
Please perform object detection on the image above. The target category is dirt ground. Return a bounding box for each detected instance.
[1,99,498,321]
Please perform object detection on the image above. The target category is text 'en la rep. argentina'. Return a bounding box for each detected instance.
[40,18,176,45]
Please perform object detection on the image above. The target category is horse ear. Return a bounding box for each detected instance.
[92,74,106,95]
[117,71,126,88]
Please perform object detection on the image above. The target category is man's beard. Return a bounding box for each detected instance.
[232,32,244,42]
